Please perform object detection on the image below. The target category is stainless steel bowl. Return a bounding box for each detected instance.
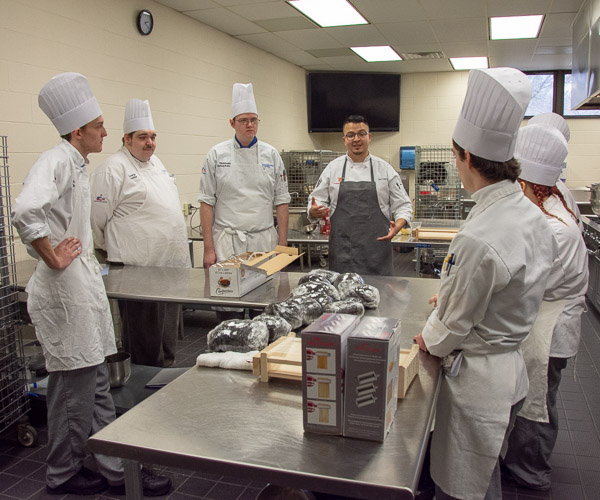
[106,352,131,388]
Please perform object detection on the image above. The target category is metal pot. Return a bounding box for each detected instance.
[591,183,600,216]
[106,352,131,388]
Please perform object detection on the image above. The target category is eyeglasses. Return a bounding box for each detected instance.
[236,117,260,125]
[343,130,369,140]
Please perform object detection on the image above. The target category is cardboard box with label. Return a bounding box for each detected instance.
[302,313,360,435]
[343,316,401,442]
[209,246,301,297]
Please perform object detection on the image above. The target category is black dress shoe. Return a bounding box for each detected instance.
[46,470,108,495]
[108,467,172,497]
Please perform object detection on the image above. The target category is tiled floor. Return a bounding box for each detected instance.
[2,252,600,499]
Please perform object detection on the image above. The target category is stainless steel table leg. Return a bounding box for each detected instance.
[124,459,143,500]
[307,244,312,270]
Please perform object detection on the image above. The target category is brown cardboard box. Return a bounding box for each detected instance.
[209,245,300,297]
[343,317,401,442]
[398,344,420,398]
[302,313,361,435]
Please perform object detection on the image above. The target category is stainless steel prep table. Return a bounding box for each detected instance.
[86,276,441,500]
[188,226,455,272]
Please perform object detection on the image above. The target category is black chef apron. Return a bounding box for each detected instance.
[329,157,393,275]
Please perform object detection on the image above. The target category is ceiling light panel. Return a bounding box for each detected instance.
[490,15,544,40]
[287,0,369,27]
[449,56,488,70]
[351,46,402,62]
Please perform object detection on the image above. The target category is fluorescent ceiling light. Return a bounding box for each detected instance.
[490,15,544,40]
[351,46,402,62]
[449,57,489,70]
[288,0,368,27]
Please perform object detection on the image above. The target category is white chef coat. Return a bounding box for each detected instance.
[555,180,582,231]
[306,154,412,225]
[543,196,588,357]
[90,147,190,268]
[11,140,117,371]
[421,180,557,500]
[198,138,290,260]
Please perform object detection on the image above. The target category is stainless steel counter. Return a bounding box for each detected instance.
[85,276,441,500]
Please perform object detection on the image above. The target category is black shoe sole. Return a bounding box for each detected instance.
[46,483,107,495]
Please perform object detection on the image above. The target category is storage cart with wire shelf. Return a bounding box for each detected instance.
[281,150,343,268]
[0,136,37,446]
[414,146,462,277]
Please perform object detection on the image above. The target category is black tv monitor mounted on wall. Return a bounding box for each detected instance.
[307,72,401,133]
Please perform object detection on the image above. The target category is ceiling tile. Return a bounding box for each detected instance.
[185,8,266,35]
[155,0,220,11]
[540,13,577,38]
[420,0,486,20]
[228,1,302,21]
[486,0,552,17]
[376,21,438,45]
[429,18,488,43]
[213,0,281,6]
[325,25,389,46]
[535,45,572,55]
[235,32,301,52]
[254,17,317,31]
[528,54,572,69]
[548,0,586,14]
[276,28,344,50]
[307,48,353,58]
[439,42,488,58]
[277,50,328,65]
[395,59,454,73]
[351,0,427,23]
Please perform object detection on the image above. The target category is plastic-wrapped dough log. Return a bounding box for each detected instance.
[251,314,292,342]
[207,319,269,353]
[291,281,340,301]
[264,299,304,330]
[324,299,365,317]
[298,269,339,286]
[343,284,381,309]
[333,272,365,290]
[286,296,323,325]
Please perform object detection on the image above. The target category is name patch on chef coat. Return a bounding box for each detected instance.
[217,162,231,168]
[128,173,138,180]
[262,163,274,168]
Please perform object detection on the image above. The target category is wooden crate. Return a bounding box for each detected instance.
[398,344,420,398]
[252,334,302,382]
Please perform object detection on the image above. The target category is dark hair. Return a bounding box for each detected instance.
[452,140,521,182]
[343,115,369,128]
[60,133,72,141]
[122,132,134,146]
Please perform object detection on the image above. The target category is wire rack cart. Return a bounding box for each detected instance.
[280,150,343,209]
[414,146,462,278]
[0,136,36,446]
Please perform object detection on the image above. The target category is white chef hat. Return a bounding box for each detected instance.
[453,67,532,162]
[38,72,102,135]
[527,112,570,142]
[515,124,568,186]
[123,99,155,134]
[231,83,257,118]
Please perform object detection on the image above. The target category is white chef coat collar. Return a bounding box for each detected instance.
[234,136,257,149]
[60,139,87,168]
[346,153,371,165]
[469,179,521,216]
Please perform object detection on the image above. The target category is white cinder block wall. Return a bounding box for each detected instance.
[2,0,599,264]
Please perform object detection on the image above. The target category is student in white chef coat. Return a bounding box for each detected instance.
[199,83,290,268]
[502,124,588,490]
[413,68,558,500]
[307,115,412,275]
[528,112,582,230]
[90,99,190,367]
[11,73,171,496]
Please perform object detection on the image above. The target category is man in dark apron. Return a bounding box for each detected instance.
[307,115,412,275]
